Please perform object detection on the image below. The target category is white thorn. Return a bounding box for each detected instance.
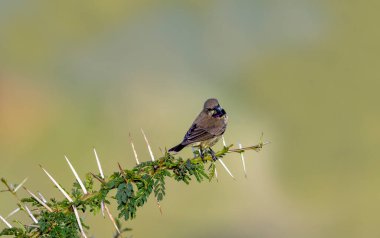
[5,208,20,219]
[129,134,140,165]
[239,143,247,178]
[191,147,196,158]
[24,205,38,223]
[65,156,88,195]
[93,149,106,219]
[93,148,105,179]
[141,128,155,161]
[214,167,218,181]
[14,177,28,192]
[104,204,120,234]
[41,166,73,202]
[24,188,53,212]
[222,136,227,147]
[218,159,235,179]
[0,215,12,228]
[73,205,87,238]
[100,201,105,218]
[38,192,47,203]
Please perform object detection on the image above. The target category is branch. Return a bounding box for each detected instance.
[0,136,269,237]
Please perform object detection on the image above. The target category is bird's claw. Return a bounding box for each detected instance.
[199,149,206,163]
[209,148,218,161]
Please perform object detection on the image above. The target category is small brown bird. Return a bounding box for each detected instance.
[169,98,228,160]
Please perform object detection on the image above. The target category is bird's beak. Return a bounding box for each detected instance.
[215,106,226,117]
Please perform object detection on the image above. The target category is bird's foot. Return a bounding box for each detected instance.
[211,155,218,161]
[199,148,206,163]
[209,148,218,161]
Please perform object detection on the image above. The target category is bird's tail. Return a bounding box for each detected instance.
[168,143,186,153]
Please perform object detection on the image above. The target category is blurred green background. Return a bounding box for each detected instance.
[1,1,379,237]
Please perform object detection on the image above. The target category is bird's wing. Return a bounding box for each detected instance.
[182,124,214,145]
[182,122,225,145]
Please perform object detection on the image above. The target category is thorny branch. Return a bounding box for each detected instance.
[0,136,269,238]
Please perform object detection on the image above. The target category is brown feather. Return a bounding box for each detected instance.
[169,98,228,152]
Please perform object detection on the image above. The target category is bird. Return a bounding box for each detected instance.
[168,98,228,161]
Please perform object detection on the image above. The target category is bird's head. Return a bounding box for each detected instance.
[203,98,226,118]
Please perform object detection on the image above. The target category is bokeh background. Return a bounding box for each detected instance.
[1,1,379,237]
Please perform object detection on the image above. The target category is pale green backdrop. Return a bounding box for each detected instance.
[0,1,379,237]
